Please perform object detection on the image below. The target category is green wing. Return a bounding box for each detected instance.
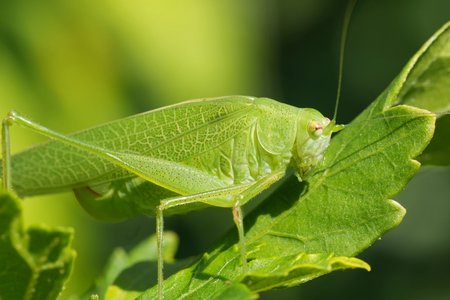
[5,96,258,197]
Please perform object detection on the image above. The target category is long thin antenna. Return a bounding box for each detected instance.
[333,0,357,121]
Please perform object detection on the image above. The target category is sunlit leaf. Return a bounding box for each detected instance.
[0,190,75,300]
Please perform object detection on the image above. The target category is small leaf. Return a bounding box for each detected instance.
[396,21,450,115]
[0,190,75,300]
[78,232,178,300]
[374,21,450,166]
[105,285,140,300]
[210,283,256,300]
[242,253,370,292]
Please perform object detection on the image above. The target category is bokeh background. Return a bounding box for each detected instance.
[1,0,449,299]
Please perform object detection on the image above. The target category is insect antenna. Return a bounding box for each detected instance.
[330,0,449,129]
[333,0,357,122]
[324,0,357,135]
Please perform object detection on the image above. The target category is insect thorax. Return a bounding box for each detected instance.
[181,98,299,186]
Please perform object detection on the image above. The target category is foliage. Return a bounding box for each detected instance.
[0,190,75,300]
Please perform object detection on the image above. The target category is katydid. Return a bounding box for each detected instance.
[0,2,359,299]
[1,98,342,298]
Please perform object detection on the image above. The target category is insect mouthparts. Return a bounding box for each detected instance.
[323,119,345,135]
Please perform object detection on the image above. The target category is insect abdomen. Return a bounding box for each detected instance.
[6,96,257,196]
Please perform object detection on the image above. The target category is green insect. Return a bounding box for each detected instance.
[1,97,343,298]
[1,2,357,299]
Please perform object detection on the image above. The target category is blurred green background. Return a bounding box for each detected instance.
[1,0,449,299]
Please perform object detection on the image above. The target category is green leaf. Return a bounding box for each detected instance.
[137,89,434,300]
[78,232,178,300]
[0,190,75,300]
[242,253,370,292]
[209,284,256,300]
[104,277,258,300]
[396,21,450,115]
[373,21,450,166]
[136,22,443,299]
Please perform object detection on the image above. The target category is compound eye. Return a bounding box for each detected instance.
[308,121,323,137]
